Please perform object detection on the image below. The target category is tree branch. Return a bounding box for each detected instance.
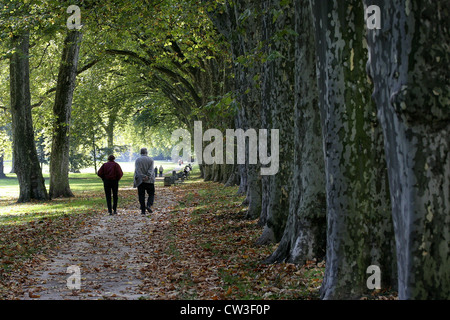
[105,48,203,106]
[31,42,51,71]
[77,58,100,74]
[104,49,152,66]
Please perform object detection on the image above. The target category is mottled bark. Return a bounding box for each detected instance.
[9,32,48,202]
[198,162,205,179]
[221,163,231,184]
[49,30,82,199]
[224,163,240,187]
[203,164,213,181]
[365,0,450,299]
[265,0,326,264]
[236,107,248,195]
[206,1,262,214]
[310,0,396,299]
[245,164,262,219]
[259,66,271,227]
[256,0,295,245]
[213,162,221,182]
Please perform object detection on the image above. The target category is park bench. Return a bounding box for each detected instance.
[164,170,186,186]
[163,164,193,186]
[175,171,186,183]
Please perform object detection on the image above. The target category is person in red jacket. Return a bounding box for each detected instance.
[98,155,123,215]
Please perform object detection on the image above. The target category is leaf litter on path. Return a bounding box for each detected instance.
[16,187,177,300]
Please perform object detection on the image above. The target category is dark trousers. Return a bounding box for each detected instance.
[138,183,155,213]
[103,179,119,213]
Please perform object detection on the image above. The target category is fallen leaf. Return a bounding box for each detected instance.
[29,292,41,299]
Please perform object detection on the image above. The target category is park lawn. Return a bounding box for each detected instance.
[0,173,135,222]
[0,161,193,226]
[1,160,187,176]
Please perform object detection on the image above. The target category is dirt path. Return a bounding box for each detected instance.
[20,186,177,300]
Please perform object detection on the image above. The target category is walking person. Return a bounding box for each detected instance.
[134,148,155,215]
[98,155,123,215]
[159,165,163,177]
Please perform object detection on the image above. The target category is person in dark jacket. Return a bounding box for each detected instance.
[98,155,123,215]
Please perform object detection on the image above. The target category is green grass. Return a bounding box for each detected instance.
[0,160,194,199]
[2,160,189,175]
[0,162,199,226]
[0,172,133,226]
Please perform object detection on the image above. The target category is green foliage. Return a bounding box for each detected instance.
[198,92,236,129]
[68,147,92,173]
[0,0,233,170]
[0,109,11,157]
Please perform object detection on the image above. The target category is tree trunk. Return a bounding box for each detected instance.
[213,162,221,182]
[224,163,240,187]
[205,1,262,210]
[245,165,262,219]
[9,32,48,202]
[92,134,97,174]
[310,0,396,299]
[265,0,326,264]
[9,144,15,173]
[256,0,295,245]
[259,70,271,228]
[49,30,82,199]
[237,37,262,216]
[105,110,117,151]
[235,107,248,196]
[203,164,212,181]
[0,154,6,179]
[199,163,205,179]
[258,174,270,227]
[364,0,450,299]
[221,163,231,184]
[106,125,114,152]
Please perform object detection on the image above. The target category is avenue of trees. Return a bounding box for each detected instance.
[0,0,448,299]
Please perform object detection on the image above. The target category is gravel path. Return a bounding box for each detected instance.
[21,187,177,300]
